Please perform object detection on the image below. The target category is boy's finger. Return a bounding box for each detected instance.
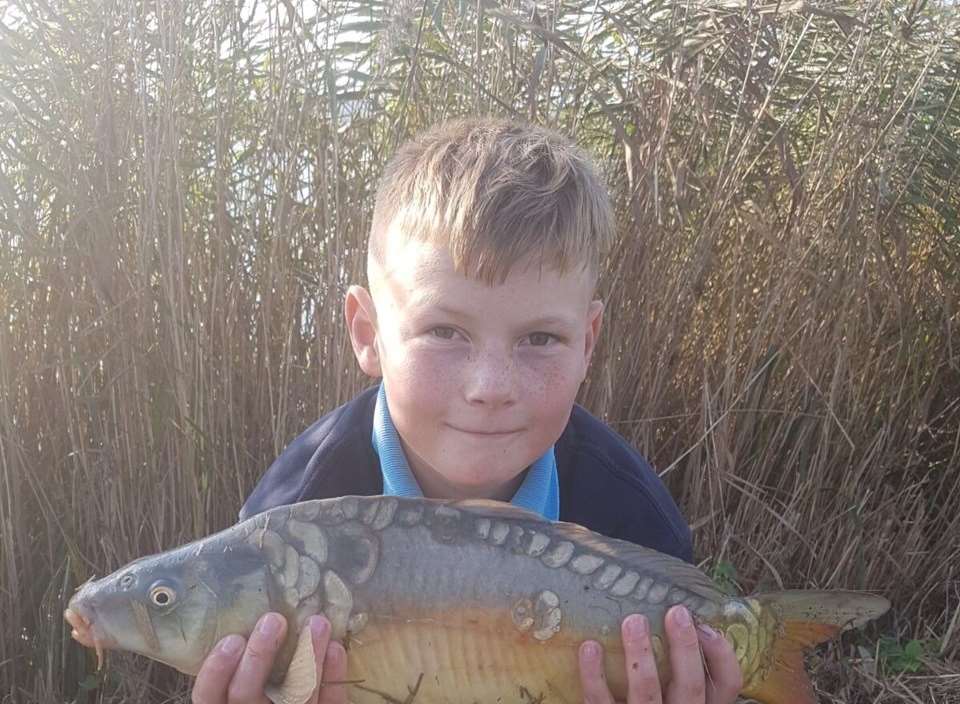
[697,624,743,703]
[226,612,287,704]
[192,635,246,704]
[621,614,662,704]
[317,640,349,704]
[662,606,706,704]
[578,641,615,704]
[307,615,343,704]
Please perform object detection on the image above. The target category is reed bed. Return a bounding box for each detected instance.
[0,0,957,701]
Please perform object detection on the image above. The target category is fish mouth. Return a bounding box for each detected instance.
[65,594,117,670]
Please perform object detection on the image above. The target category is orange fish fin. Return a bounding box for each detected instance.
[741,620,840,704]
[743,590,890,704]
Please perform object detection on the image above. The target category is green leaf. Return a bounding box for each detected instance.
[903,639,923,659]
[878,636,937,674]
[78,674,100,691]
[709,560,741,595]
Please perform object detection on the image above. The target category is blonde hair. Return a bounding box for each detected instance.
[369,117,614,285]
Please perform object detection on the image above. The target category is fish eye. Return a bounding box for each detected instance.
[120,573,135,589]
[148,583,177,608]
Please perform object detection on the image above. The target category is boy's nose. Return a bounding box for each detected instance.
[463,352,517,408]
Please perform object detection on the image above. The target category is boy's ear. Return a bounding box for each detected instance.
[583,299,604,371]
[345,285,382,377]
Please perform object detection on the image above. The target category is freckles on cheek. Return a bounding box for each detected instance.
[393,350,458,405]
[522,360,579,448]
[524,358,576,404]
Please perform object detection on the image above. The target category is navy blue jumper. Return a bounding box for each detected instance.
[240,386,693,563]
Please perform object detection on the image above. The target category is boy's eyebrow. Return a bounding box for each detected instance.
[412,302,475,320]
[520,314,579,329]
[423,303,577,329]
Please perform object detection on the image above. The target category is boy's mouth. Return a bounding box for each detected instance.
[447,424,522,437]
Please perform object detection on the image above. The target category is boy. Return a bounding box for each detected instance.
[190,119,741,704]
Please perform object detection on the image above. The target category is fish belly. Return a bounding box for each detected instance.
[346,614,615,704]
[340,525,645,703]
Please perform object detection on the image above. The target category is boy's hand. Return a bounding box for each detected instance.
[578,606,742,704]
[191,613,348,704]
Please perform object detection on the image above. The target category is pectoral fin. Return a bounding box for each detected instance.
[265,624,317,704]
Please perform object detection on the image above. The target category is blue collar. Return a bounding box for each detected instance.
[371,383,559,520]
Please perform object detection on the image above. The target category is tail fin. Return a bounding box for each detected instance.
[741,591,889,704]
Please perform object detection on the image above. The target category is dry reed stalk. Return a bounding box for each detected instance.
[0,0,957,701]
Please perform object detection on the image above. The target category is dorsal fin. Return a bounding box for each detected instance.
[450,498,548,522]
[549,521,725,601]
[448,498,725,601]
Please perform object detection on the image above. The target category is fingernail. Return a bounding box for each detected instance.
[581,641,601,659]
[326,640,345,663]
[258,613,282,637]
[625,614,648,637]
[310,615,329,638]
[219,634,244,656]
[672,606,691,627]
[697,623,720,639]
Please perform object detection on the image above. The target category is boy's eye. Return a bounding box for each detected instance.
[430,326,457,340]
[527,332,556,346]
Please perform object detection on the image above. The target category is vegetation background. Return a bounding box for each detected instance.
[1,0,958,701]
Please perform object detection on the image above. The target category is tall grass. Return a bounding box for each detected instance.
[1,0,957,701]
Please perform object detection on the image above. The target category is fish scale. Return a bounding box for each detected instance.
[339,508,674,702]
[66,495,889,704]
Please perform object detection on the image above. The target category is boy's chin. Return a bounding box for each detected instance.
[427,457,533,499]
[409,433,551,498]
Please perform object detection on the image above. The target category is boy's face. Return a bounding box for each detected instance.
[346,234,603,501]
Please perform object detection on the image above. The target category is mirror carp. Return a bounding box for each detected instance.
[65,495,889,704]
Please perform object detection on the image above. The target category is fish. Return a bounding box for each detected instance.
[65,495,889,704]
